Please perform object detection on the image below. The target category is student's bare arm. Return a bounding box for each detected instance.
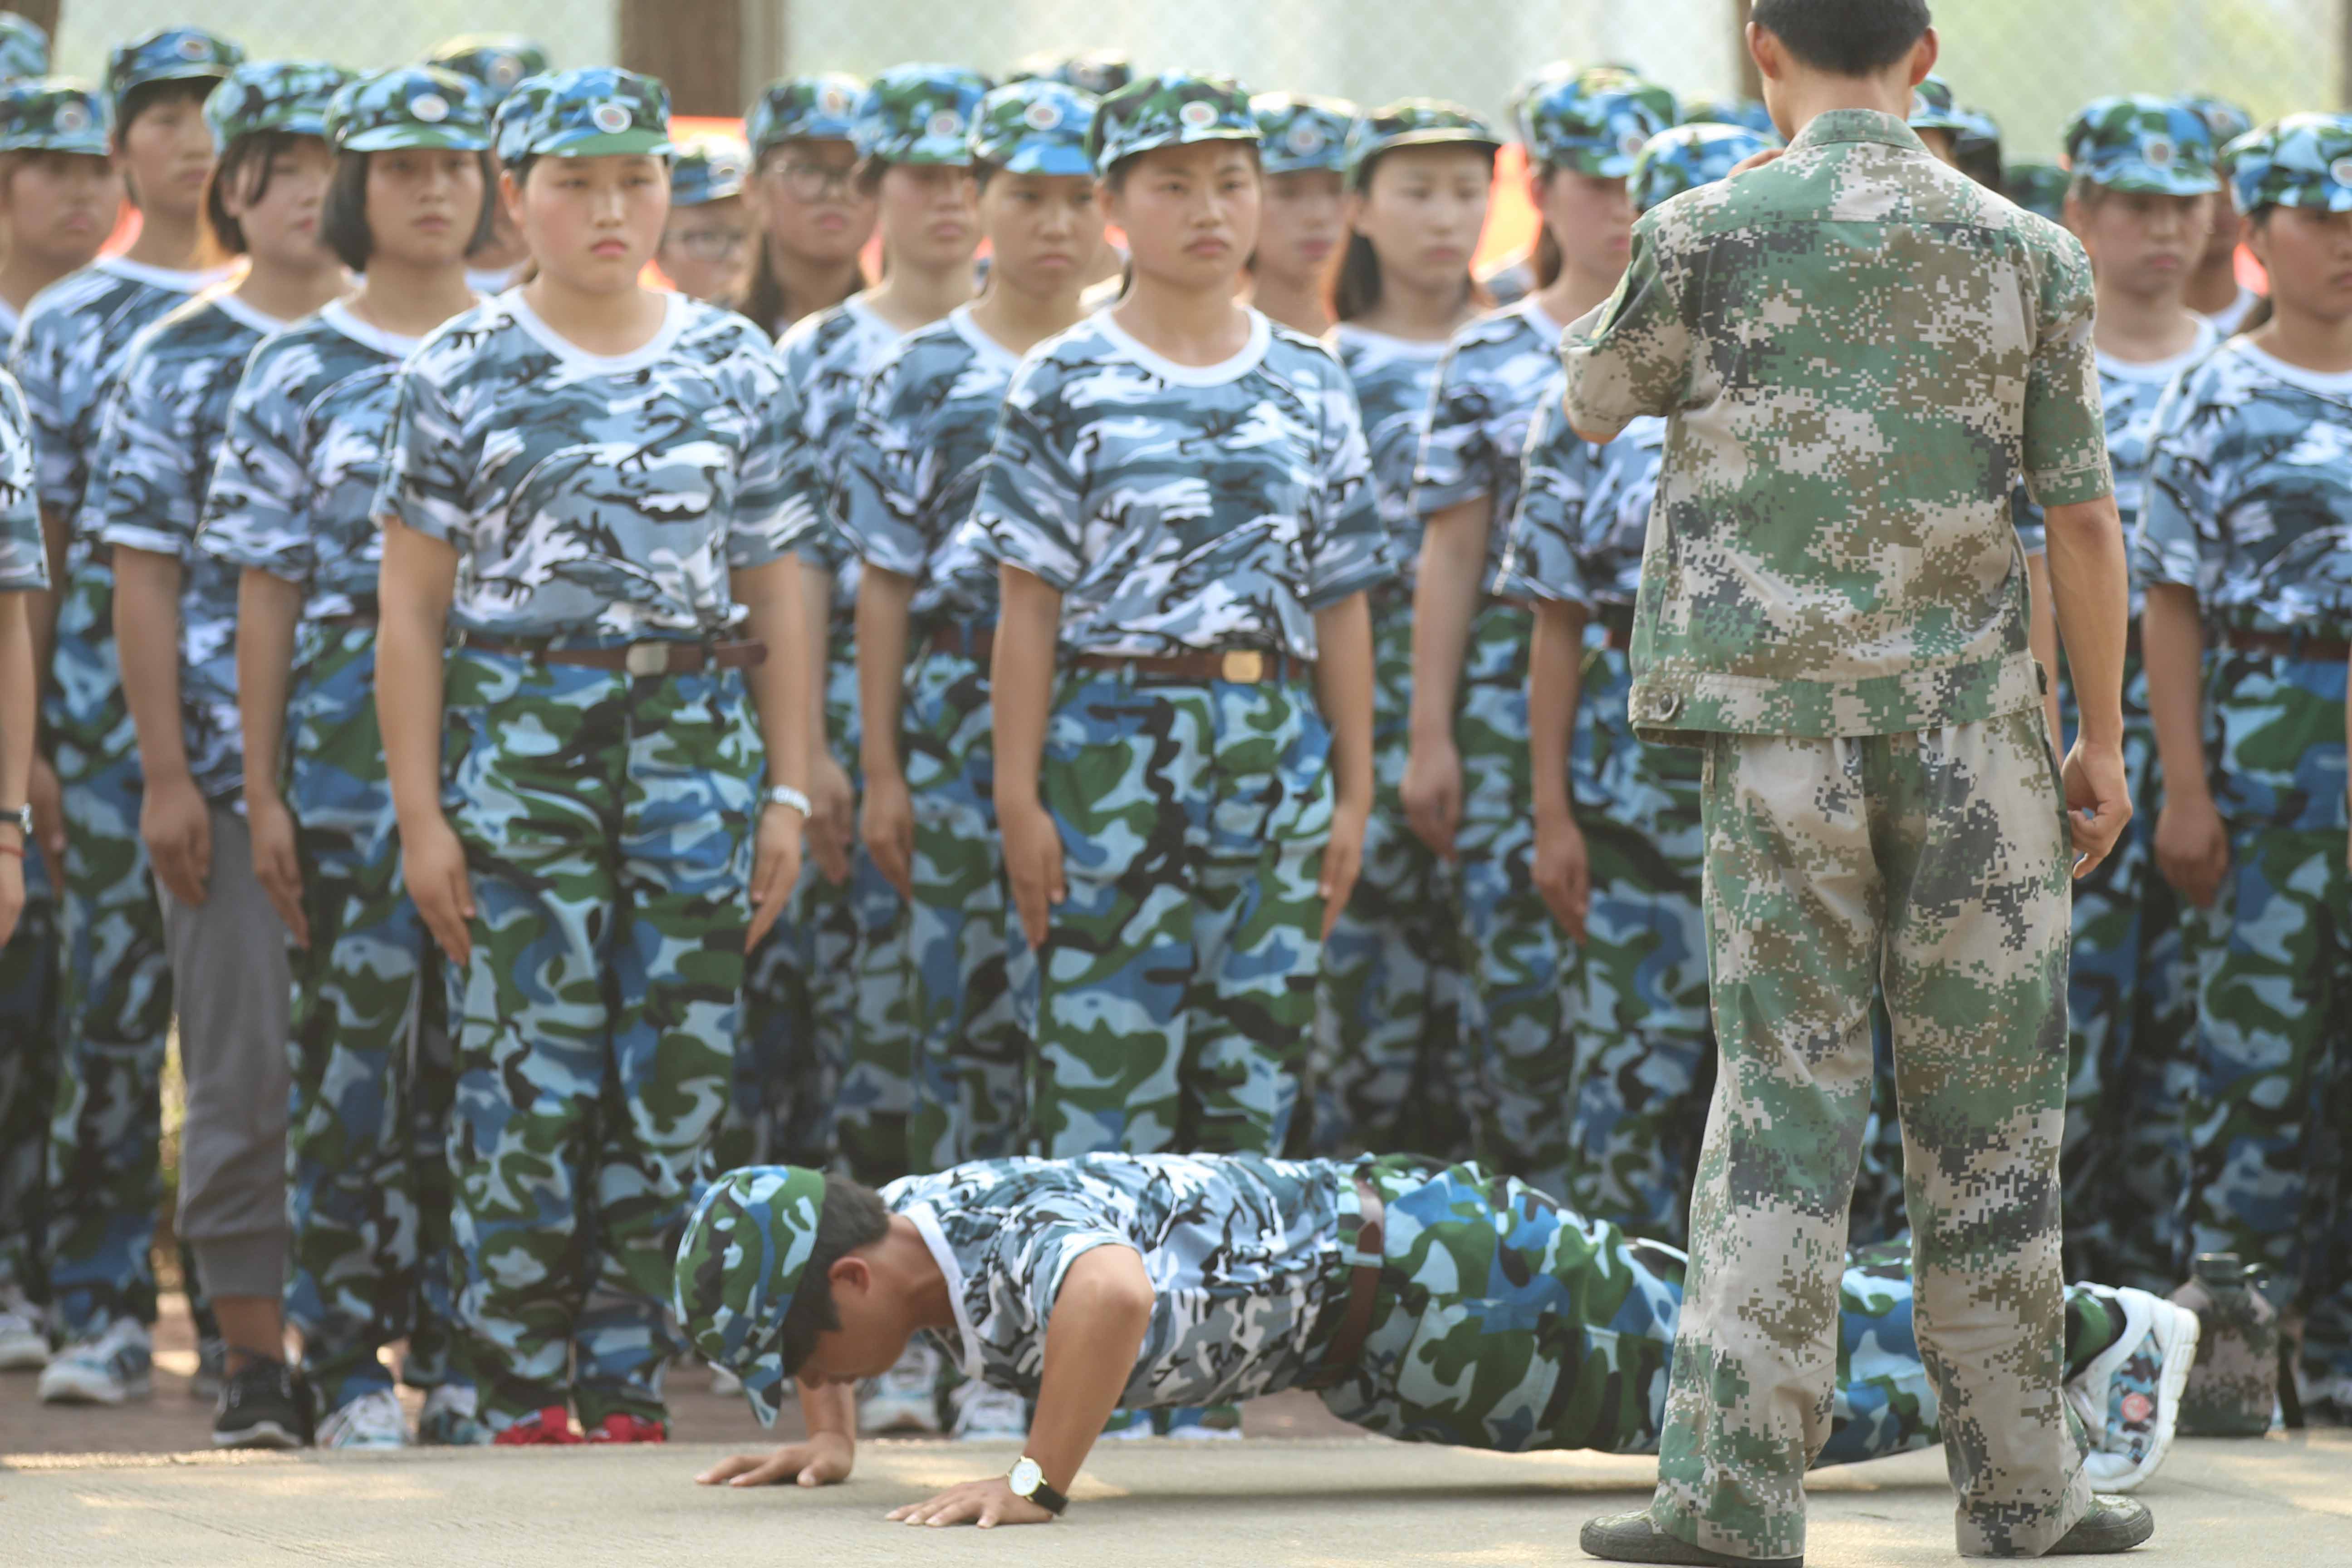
[888,1245,1154,1528]
[696,1381,858,1489]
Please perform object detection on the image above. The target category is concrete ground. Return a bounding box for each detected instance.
[4,1299,2346,1566]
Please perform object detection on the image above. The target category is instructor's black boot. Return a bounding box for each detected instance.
[1579,1509,1802,1567]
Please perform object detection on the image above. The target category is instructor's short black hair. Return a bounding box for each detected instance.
[777,1175,892,1379]
[1751,0,1933,78]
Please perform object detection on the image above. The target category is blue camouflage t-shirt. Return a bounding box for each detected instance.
[1411,297,1568,590]
[778,295,903,632]
[0,372,48,592]
[375,290,811,640]
[92,293,292,802]
[1498,374,1661,612]
[972,309,1392,659]
[1327,323,1448,580]
[2099,323,2219,619]
[200,302,436,620]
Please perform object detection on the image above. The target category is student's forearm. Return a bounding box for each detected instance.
[2141,584,2211,807]
[1027,1246,1154,1495]
[734,557,800,789]
[235,571,304,804]
[1529,598,1588,818]
[989,566,1062,805]
[2043,497,2131,746]
[1311,592,1374,813]
[855,567,916,784]
[0,596,34,808]
[110,548,193,784]
[374,525,457,834]
[2025,550,2063,743]
[799,1379,858,1446]
[1407,500,1490,741]
[798,557,836,760]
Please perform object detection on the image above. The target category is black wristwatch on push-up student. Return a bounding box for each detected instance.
[1005,1455,1068,1516]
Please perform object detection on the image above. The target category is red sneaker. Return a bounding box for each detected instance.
[492,1406,583,1446]
[586,1413,668,1444]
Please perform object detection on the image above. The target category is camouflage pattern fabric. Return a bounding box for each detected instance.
[744,73,863,157]
[201,59,349,147]
[0,844,58,1308]
[1086,71,1257,177]
[439,647,757,1427]
[1906,74,1970,135]
[1681,95,1776,138]
[1564,108,2111,748]
[326,67,494,153]
[1519,69,1678,176]
[1249,92,1355,176]
[105,26,242,98]
[2063,95,2221,196]
[422,34,549,108]
[1656,712,2086,1560]
[2225,112,2352,216]
[494,68,672,161]
[967,79,1096,176]
[671,1164,826,1426]
[0,78,110,155]
[2182,94,2255,154]
[1629,122,1778,214]
[1004,50,1131,99]
[851,64,989,167]
[670,132,749,205]
[1339,99,1498,188]
[0,371,40,585]
[2005,162,2071,223]
[0,13,46,81]
[1411,298,1567,585]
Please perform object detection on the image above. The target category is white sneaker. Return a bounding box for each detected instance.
[709,1363,742,1397]
[950,1377,1030,1442]
[38,1317,153,1405]
[2069,1287,2199,1493]
[858,1338,945,1435]
[417,1383,491,1446]
[316,1387,409,1450]
[0,1291,47,1370]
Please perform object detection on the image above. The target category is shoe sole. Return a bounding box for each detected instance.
[39,1370,151,1405]
[1578,1519,1802,1566]
[215,1420,305,1451]
[2122,1302,2199,1493]
[2045,1502,2156,1555]
[0,1340,50,1371]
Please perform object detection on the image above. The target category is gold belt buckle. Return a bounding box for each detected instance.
[1220,649,1266,683]
[624,642,673,678]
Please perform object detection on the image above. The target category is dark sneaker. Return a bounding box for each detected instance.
[213,1356,310,1450]
[2044,1495,2155,1555]
[1580,1509,1802,1567]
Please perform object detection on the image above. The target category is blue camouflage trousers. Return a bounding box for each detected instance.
[281,624,462,1409]
[1028,667,1332,1158]
[1311,599,1475,1164]
[2181,649,2352,1387]
[441,645,754,1427]
[0,845,60,1307]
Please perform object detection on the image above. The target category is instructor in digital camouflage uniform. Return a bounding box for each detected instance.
[1560,2,2146,1562]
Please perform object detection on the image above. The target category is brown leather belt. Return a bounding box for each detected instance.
[458,636,768,675]
[2223,628,2352,663]
[1303,1174,1386,1392]
[925,625,995,664]
[1070,648,1311,684]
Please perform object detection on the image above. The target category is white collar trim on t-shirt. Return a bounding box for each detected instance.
[2097,317,2220,385]
[95,254,240,294]
[949,304,1020,373]
[2237,339,2352,396]
[1326,321,1451,360]
[507,286,687,373]
[208,290,294,338]
[1093,305,1271,387]
[902,1202,985,1381]
[320,298,429,359]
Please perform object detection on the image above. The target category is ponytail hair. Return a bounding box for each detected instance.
[1531,162,1565,289]
[1331,231,1382,321]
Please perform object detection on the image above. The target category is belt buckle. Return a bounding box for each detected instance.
[624,642,671,678]
[1221,649,1266,683]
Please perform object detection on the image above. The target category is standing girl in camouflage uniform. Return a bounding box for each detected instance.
[659,134,753,305]
[2141,115,2352,1422]
[1242,93,1352,338]
[373,68,807,1444]
[100,59,352,1449]
[421,36,548,297]
[12,24,241,1410]
[1311,100,1500,1164]
[1401,69,1673,1200]
[198,66,495,1450]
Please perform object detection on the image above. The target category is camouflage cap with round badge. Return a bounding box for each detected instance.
[968,78,1097,178]
[424,34,551,111]
[853,64,991,167]
[2063,95,2220,197]
[204,60,355,151]
[500,67,673,161]
[1087,70,1258,178]
[1341,99,1500,190]
[107,25,244,101]
[2226,113,2352,217]
[0,11,48,83]
[671,1166,830,1426]
[2183,93,2255,155]
[1522,69,1679,178]
[2004,161,2071,224]
[1907,73,1970,136]
[671,131,750,205]
[745,73,864,158]
[0,78,111,157]
[324,65,491,154]
[1681,93,1777,138]
[1029,50,1133,99]
[490,74,554,167]
[1630,121,1779,214]
[1250,92,1355,176]
[1508,60,1580,148]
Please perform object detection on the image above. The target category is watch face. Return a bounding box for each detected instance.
[1008,1457,1042,1496]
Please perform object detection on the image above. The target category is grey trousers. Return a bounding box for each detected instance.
[159,804,292,1300]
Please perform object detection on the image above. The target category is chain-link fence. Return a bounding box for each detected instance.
[44,2,614,83]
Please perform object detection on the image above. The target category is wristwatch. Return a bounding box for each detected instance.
[3,804,27,838]
[764,784,811,816]
[1005,1455,1068,1516]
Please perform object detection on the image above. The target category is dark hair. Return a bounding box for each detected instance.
[1750,0,1932,77]
[737,143,869,334]
[1104,137,1262,196]
[113,76,216,144]
[1532,163,1573,289]
[776,1176,893,1379]
[321,147,500,272]
[1330,147,1493,322]
[204,132,305,256]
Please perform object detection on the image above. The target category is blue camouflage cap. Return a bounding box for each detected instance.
[1341,99,1500,188]
[2063,95,2220,197]
[1509,60,1580,147]
[1522,68,1679,178]
[325,67,490,153]
[1007,50,1132,99]
[1908,74,1969,136]
[1250,92,1355,176]
[205,61,354,150]
[853,63,991,167]
[671,132,749,204]
[1088,70,1258,178]
[1631,122,1779,214]
[1681,93,1776,138]
[0,78,109,156]
[495,67,672,161]
[2226,113,2352,216]
[2004,161,2070,224]
[673,1166,831,1427]
[0,11,46,82]
[422,34,550,110]
[968,79,1097,178]
[2183,93,2255,152]
[745,74,863,156]
[108,26,244,102]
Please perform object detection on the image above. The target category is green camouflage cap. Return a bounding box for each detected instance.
[107,26,244,102]
[1681,93,1776,138]
[0,12,47,82]
[1007,50,1132,99]
[1088,70,1257,177]
[1954,103,2003,181]
[205,60,354,150]
[2226,113,2352,216]
[672,1166,830,1427]
[1907,74,1969,135]
[2063,95,2219,196]
[671,131,749,204]
[0,78,109,155]
[325,66,490,153]
[423,34,550,109]
[1250,92,1355,176]
[1341,98,1500,188]
[852,63,991,167]
[497,67,672,160]
[1631,121,1779,214]
[2184,93,2255,152]
[1521,68,1679,178]
[1509,60,1580,147]
[969,79,1097,177]
[2004,161,2071,223]
[745,74,863,157]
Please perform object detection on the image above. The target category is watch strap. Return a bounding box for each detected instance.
[1008,1457,1068,1516]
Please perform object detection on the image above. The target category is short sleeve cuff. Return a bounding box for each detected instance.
[1303,555,1396,612]
[196,528,309,579]
[96,521,188,559]
[2023,462,2112,510]
[978,525,1080,593]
